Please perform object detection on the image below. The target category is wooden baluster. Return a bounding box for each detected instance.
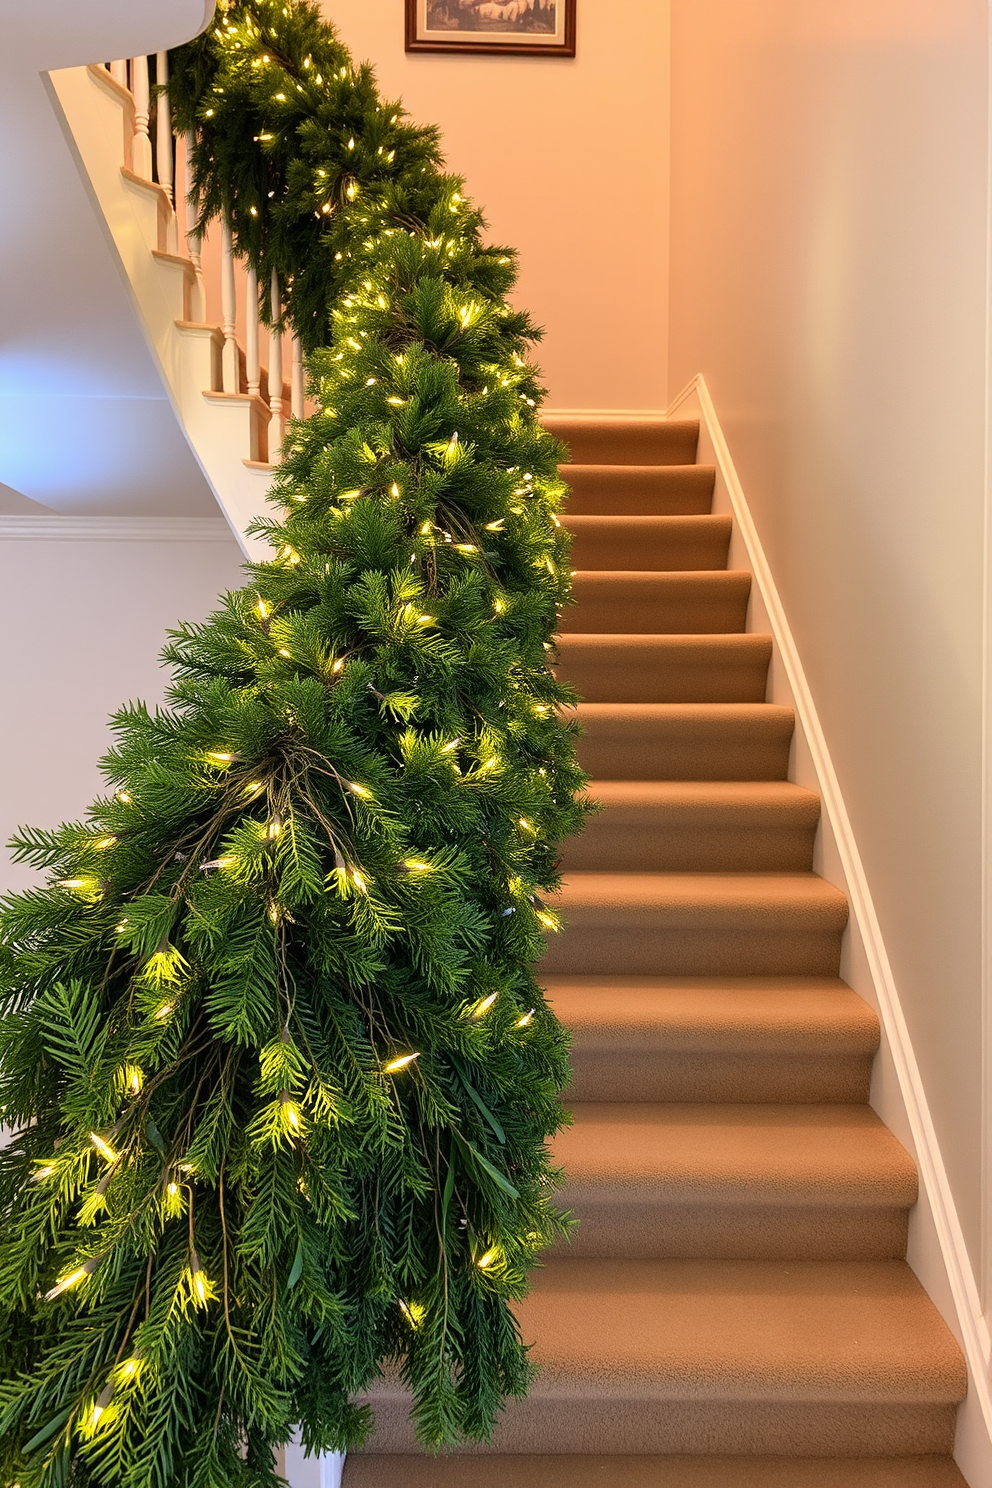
[154,52,178,252]
[130,55,152,178]
[246,265,261,400]
[269,269,284,462]
[220,224,239,394]
[291,333,304,420]
[110,60,127,88]
[179,134,206,321]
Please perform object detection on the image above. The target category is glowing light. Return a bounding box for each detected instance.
[417,614,435,626]
[386,396,405,406]
[351,869,368,894]
[399,1299,426,1328]
[116,791,132,804]
[124,1065,144,1095]
[348,781,371,799]
[249,205,258,217]
[58,879,90,891]
[94,836,116,850]
[484,520,505,532]
[441,738,461,754]
[155,1002,175,1021]
[472,992,498,1019]
[192,1270,209,1305]
[90,1133,117,1164]
[278,648,291,658]
[493,597,506,614]
[476,1248,498,1269]
[206,751,235,765]
[518,818,535,834]
[454,543,478,554]
[332,657,346,673]
[390,482,401,498]
[167,1182,179,1197]
[515,1010,535,1029]
[32,1165,53,1182]
[383,1053,420,1074]
[536,911,557,930]
[243,781,264,797]
[256,597,270,621]
[339,488,362,500]
[45,1258,96,1301]
[401,859,432,873]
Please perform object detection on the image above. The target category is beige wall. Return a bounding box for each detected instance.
[0,534,245,894]
[322,0,670,412]
[669,0,989,1268]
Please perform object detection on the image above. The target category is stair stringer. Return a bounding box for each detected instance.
[46,63,274,561]
[663,373,992,1487]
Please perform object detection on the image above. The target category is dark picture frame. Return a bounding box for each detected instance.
[405,0,576,57]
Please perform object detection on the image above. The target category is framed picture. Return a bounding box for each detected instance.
[405,0,576,57]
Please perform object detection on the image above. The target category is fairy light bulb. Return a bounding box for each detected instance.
[515,1010,535,1029]
[90,1132,118,1163]
[383,1053,420,1074]
[472,993,498,1019]
[476,1247,498,1270]
[189,1249,210,1305]
[45,1256,99,1302]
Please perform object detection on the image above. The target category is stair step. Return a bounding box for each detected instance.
[557,635,772,704]
[542,873,849,977]
[355,1258,966,1455]
[544,416,700,466]
[561,781,820,872]
[563,463,716,515]
[547,977,879,1103]
[344,1455,969,1487]
[563,571,750,634]
[572,703,795,780]
[553,1103,916,1259]
[565,515,731,570]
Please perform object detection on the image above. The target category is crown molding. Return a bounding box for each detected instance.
[0,515,235,542]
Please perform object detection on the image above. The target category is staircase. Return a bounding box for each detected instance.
[347,417,969,1484]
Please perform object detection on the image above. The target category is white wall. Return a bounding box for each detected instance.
[321,0,670,412]
[0,529,245,892]
[668,0,989,1273]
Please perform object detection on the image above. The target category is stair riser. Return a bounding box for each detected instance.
[565,519,731,571]
[563,575,750,634]
[564,464,716,516]
[557,640,772,704]
[546,419,700,465]
[358,1399,957,1457]
[566,1050,874,1104]
[345,1456,971,1488]
[560,816,817,873]
[554,1204,910,1261]
[542,918,844,977]
[573,715,794,780]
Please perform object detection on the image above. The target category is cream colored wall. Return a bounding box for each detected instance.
[0,534,246,893]
[321,0,670,411]
[668,0,989,1269]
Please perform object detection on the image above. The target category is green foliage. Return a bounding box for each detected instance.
[0,2,590,1483]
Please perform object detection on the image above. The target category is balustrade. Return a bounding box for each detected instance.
[105,55,305,467]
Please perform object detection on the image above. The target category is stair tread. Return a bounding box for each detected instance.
[545,977,880,1054]
[552,871,848,922]
[582,780,820,814]
[564,462,716,516]
[344,1455,969,1487]
[572,703,795,780]
[368,1257,965,1401]
[563,571,751,635]
[554,1104,917,1205]
[545,416,700,466]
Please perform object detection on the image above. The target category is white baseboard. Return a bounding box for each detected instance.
[667,373,992,1485]
[543,406,672,421]
[278,1435,344,1488]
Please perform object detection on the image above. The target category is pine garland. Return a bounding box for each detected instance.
[0,2,589,1484]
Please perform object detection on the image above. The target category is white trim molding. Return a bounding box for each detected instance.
[0,515,236,542]
[668,373,992,1485]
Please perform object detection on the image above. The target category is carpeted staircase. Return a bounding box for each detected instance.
[346,418,969,1486]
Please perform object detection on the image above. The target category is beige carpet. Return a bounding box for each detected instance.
[348,417,968,1486]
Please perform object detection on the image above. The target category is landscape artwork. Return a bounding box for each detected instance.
[406,0,576,56]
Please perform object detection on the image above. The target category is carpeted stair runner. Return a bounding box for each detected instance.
[347,418,968,1485]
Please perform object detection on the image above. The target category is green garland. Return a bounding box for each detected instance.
[0,2,589,1484]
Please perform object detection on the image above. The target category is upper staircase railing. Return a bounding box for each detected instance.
[109,51,305,460]
[48,53,310,557]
